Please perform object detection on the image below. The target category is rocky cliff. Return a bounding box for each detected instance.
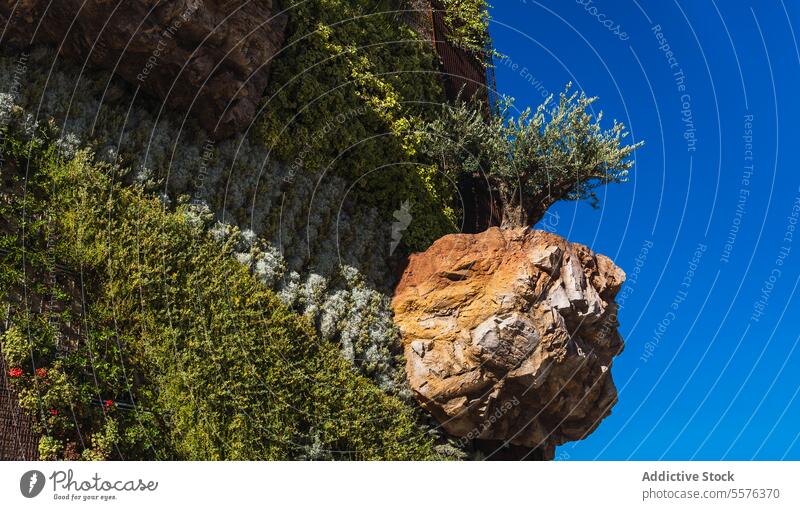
[0,0,286,138]
[392,227,625,457]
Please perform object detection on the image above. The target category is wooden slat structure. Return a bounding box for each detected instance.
[429,0,490,105]
[405,1,502,232]
[403,1,495,106]
[0,352,38,460]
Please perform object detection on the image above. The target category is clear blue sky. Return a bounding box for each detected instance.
[488,0,800,460]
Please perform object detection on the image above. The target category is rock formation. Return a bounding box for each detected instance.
[0,0,287,138]
[392,227,625,457]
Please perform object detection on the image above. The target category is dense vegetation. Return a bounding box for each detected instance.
[258,0,460,251]
[0,118,444,460]
[0,1,639,461]
[0,44,427,406]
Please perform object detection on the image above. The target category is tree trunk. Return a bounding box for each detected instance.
[458,176,568,232]
[457,172,503,233]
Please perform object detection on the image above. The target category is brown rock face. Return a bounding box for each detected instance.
[392,227,625,454]
[0,0,287,138]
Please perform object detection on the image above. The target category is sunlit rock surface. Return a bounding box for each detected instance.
[392,227,626,454]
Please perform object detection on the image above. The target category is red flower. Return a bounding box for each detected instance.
[48,409,58,416]
[104,399,114,408]
[8,367,22,378]
[35,367,48,378]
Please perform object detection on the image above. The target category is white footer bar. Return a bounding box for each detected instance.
[1,461,797,509]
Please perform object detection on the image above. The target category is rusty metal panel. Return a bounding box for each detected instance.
[430,1,489,105]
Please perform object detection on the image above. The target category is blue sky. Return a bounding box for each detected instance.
[488,0,800,460]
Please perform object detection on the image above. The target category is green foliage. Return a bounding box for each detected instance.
[258,0,458,251]
[261,1,437,168]
[437,0,493,55]
[0,122,444,460]
[414,85,643,228]
[38,435,63,461]
[0,48,439,405]
[82,419,121,461]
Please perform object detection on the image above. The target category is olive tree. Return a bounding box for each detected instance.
[414,85,642,230]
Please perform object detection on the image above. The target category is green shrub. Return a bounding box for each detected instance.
[1,121,443,460]
[437,0,494,56]
[258,0,458,251]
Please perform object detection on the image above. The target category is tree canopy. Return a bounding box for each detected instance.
[415,85,642,229]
